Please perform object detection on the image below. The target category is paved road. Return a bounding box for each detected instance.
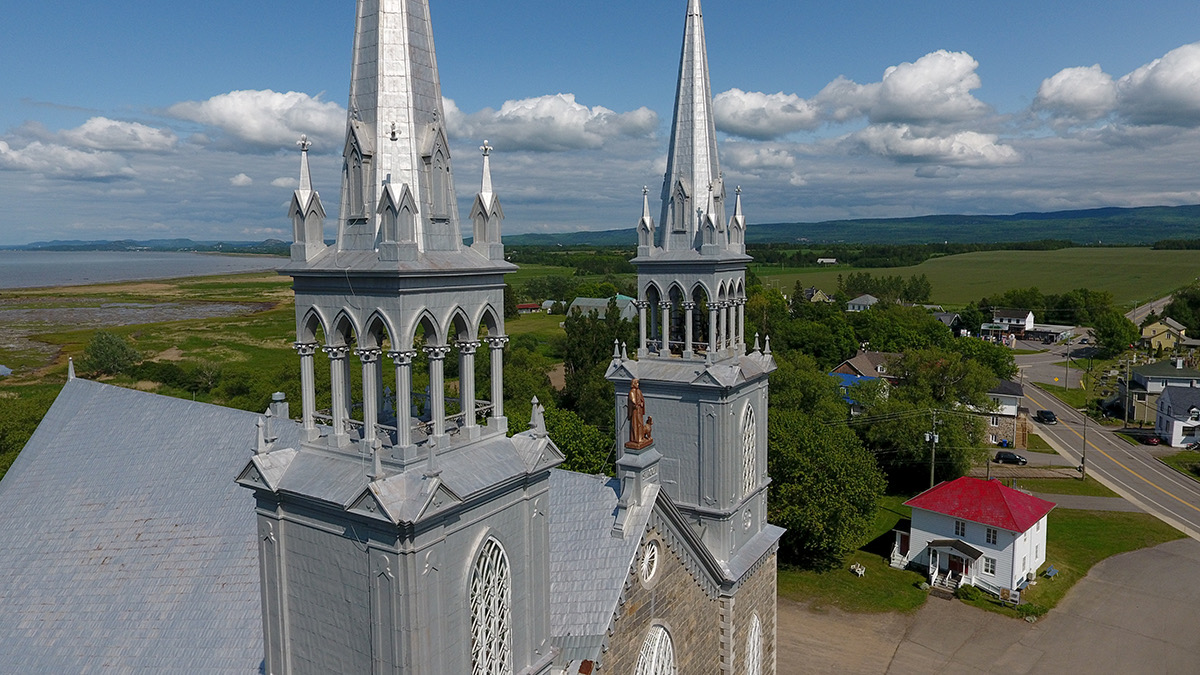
[1126,294,1173,325]
[1023,384,1200,540]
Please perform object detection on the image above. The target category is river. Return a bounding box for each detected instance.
[0,250,281,290]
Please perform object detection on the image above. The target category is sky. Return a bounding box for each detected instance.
[3,0,1200,245]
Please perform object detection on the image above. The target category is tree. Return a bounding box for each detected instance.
[1165,285,1200,333]
[503,283,519,320]
[744,285,789,342]
[544,406,613,475]
[1091,309,1139,358]
[768,409,886,569]
[847,303,952,353]
[82,330,140,376]
[560,300,637,431]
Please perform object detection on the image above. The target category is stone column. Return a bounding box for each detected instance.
[717,301,727,352]
[425,345,451,438]
[682,301,696,358]
[637,300,649,356]
[387,350,417,447]
[737,298,746,353]
[659,301,671,354]
[486,336,509,423]
[294,342,318,439]
[323,345,350,443]
[458,340,481,432]
[356,348,382,443]
[725,301,735,351]
[709,303,718,356]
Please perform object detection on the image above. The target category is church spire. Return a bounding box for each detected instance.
[660,0,724,253]
[470,140,505,260]
[338,0,461,253]
[289,135,327,262]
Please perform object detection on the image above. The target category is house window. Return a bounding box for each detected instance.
[1035,544,1040,558]
[990,415,999,427]
[636,625,676,675]
[986,528,998,545]
[470,538,513,675]
[955,520,966,537]
[1022,555,1027,572]
[983,557,996,575]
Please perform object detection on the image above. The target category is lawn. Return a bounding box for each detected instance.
[752,247,1200,307]
[1025,433,1056,454]
[1014,476,1118,498]
[777,495,928,613]
[1035,383,1089,409]
[961,509,1184,618]
[1159,450,1200,483]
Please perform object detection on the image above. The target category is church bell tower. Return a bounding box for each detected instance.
[238,2,561,673]
[608,0,775,567]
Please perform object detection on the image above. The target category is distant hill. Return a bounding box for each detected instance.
[505,204,1200,247]
[8,239,291,256]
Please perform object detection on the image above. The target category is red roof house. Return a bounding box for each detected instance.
[895,477,1055,594]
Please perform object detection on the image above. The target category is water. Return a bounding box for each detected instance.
[0,250,281,289]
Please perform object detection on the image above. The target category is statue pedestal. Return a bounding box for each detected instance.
[625,438,654,451]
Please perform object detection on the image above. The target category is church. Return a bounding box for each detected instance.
[0,1,782,673]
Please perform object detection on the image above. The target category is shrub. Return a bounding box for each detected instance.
[955,584,983,602]
[1016,602,1049,619]
[82,331,140,376]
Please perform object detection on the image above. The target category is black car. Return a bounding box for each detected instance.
[1035,409,1058,424]
[994,451,1028,465]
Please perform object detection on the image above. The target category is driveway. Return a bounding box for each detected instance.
[777,538,1200,674]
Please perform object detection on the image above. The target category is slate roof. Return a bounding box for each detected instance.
[833,351,899,379]
[993,309,1033,320]
[989,379,1024,397]
[0,378,296,673]
[547,470,655,663]
[905,477,1055,533]
[1161,386,1200,414]
[1134,359,1200,380]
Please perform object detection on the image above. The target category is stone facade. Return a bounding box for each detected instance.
[605,528,776,675]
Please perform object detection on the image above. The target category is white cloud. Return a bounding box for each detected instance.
[721,143,796,171]
[818,50,990,127]
[446,94,657,152]
[1116,42,1200,126]
[230,173,254,187]
[0,140,135,180]
[59,117,178,152]
[166,90,345,151]
[713,89,820,139]
[847,125,1020,167]
[1034,65,1117,122]
[271,176,298,188]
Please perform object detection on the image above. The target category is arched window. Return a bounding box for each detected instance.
[470,537,513,675]
[635,624,676,675]
[744,614,763,675]
[742,405,757,497]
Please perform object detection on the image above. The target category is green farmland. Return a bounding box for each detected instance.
[753,247,1200,307]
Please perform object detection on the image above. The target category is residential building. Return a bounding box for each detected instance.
[1119,357,1200,423]
[893,477,1055,596]
[801,286,834,303]
[992,309,1035,333]
[1156,385,1200,447]
[934,311,963,334]
[0,2,782,673]
[847,293,879,312]
[1142,317,1187,351]
[567,294,638,321]
[987,379,1028,449]
[517,302,542,314]
[832,350,900,383]
[816,257,838,265]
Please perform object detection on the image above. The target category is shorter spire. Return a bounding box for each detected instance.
[297,135,313,193]
[479,140,494,205]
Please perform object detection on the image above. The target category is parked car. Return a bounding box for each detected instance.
[1144,435,1161,446]
[994,451,1028,465]
[1035,410,1058,424]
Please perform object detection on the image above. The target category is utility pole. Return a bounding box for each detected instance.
[925,410,940,489]
[1081,413,1088,479]
[1063,335,1072,389]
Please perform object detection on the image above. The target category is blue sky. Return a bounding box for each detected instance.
[3,0,1200,244]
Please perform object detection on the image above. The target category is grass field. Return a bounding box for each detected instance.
[752,247,1200,306]
[1015,476,1119,498]
[1160,451,1200,482]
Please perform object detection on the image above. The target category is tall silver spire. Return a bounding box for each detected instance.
[338,0,461,253]
[659,0,725,252]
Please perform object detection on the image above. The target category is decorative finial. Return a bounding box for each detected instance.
[643,186,649,197]
[626,380,653,449]
[529,396,547,437]
[753,333,761,353]
[390,122,398,141]
[297,134,311,152]
[255,418,268,455]
[621,341,629,361]
[764,335,772,355]
[370,438,385,481]
[67,357,76,381]
[612,339,621,360]
[481,140,493,157]
[736,185,742,196]
[424,437,442,478]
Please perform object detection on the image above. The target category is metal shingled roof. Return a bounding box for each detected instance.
[0,379,295,673]
[905,476,1056,533]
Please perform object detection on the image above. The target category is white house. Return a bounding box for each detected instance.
[847,294,879,312]
[893,477,1055,597]
[1156,385,1200,447]
[993,309,1035,332]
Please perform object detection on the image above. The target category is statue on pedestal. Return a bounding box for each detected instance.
[627,379,653,449]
